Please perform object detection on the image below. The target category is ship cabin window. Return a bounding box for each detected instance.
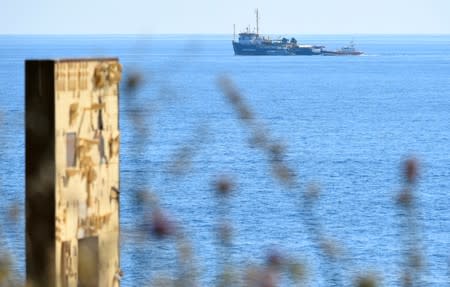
[239,33,256,41]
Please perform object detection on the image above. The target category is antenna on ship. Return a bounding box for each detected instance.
[233,24,236,40]
[255,9,259,35]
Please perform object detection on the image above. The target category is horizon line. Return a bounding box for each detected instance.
[1,32,450,36]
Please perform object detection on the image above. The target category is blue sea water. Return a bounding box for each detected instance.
[0,34,449,286]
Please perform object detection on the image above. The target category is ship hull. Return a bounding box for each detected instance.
[233,41,290,55]
[290,47,322,56]
[233,42,324,56]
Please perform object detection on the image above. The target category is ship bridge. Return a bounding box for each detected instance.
[237,32,262,45]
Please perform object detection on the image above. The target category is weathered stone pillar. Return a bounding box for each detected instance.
[26,59,121,287]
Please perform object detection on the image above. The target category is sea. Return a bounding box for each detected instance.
[0,34,449,286]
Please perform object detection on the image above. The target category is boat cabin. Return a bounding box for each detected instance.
[237,32,262,45]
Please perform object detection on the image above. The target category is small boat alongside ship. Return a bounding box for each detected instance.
[232,10,363,56]
[322,41,363,56]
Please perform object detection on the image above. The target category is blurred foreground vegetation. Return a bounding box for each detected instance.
[0,66,432,287]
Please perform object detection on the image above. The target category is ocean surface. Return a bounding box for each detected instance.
[0,35,449,286]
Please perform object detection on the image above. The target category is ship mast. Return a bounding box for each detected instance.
[255,9,259,35]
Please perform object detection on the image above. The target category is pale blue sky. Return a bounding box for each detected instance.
[1,0,449,34]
